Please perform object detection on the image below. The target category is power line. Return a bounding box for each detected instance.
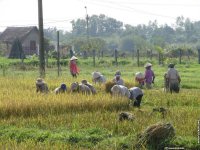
[87,0,200,7]
[85,0,176,20]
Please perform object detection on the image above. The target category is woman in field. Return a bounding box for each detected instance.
[144,63,155,89]
[112,70,124,85]
[69,56,79,78]
[129,87,143,107]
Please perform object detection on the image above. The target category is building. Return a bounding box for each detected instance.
[0,26,39,56]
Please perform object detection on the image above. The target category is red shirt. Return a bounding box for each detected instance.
[70,60,79,74]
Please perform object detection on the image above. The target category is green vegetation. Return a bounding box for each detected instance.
[0,57,199,149]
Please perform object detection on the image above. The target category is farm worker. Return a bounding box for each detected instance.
[129,87,144,107]
[81,79,97,94]
[69,56,79,78]
[112,70,124,85]
[144,63,155,89]
[92,71,106,84]
[54,83,67,94]
[36,78,49,93]
[166,63,181,93]
[135,72,145,88]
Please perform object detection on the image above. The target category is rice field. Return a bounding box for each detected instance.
[0,58,200,149]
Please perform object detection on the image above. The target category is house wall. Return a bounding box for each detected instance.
[22,30,39,55]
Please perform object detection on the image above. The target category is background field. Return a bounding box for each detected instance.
[0,57,200,149]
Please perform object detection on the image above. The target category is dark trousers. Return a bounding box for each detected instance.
[71,73,77,78]
[133,94,143,107]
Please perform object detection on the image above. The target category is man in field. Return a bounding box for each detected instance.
[166,63,181,93]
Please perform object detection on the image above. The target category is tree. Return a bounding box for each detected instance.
[9,39,25,61]
[120,36,135,51]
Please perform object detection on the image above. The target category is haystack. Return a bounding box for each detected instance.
[136,122,175,149]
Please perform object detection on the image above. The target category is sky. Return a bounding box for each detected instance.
[0,0,200,32]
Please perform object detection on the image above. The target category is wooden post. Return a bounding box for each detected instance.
[198,48,200,64]
[38,0,45,77]
[101,50,103,58]
[114,49,118,66]
[187,49,190,61]
[93,49,96,67]
[179,48,182,64]
[132,49,134,60]
[57,31,60,76]
[150,49,152,60]
[137,49,139,67]
[158,52,161,65]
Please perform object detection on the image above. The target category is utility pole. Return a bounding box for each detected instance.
[85,6,89,43]
[38,0,45,77]
[85,6,89,56]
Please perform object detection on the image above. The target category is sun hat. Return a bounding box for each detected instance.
[36,78,45,85]
[70,56,78,61]
[135,72,144,78]
[92,72,101,79]
[144,63,152,68]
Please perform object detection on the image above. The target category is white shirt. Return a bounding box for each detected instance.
[166,68,180,80]
[129,87,143,100]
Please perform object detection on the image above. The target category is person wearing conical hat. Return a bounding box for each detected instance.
[69,56,79,78]
[144,63,155,89]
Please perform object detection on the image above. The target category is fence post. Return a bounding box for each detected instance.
[114,49,118,66]
[179,48,182,64]
[137,49,139,67]
[93,49,96,67]
[198,48,200,64]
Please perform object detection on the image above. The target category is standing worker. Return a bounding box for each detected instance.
[144,63,155,89]
[69,56,79,78]
[166,63,181,93]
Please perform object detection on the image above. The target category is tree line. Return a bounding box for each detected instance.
[44,15,200,59]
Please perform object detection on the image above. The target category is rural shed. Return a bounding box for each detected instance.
[0,26,39,56]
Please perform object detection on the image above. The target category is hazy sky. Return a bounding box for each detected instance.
[0,0,200,32]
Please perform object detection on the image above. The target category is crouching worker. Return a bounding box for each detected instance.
[54,83,67,94]
[112,70,124,85]
[81,80,96,94]
[92,71,106,84]
[36,78,49,93]
[111,85,130,98]
[129,87,143,107]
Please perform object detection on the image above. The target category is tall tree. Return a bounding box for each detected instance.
[9,39,25,60]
